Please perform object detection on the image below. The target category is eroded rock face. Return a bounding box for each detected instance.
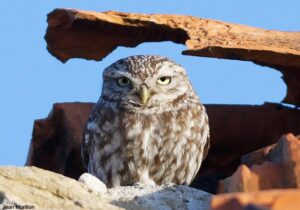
[0,166,122,210]
[26,102,300,193]
[218,133,300,193]
[45,9,300,105]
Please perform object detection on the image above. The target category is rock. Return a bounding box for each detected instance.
[195,103,300,193]
[79,173,107,193]
[45,8,300,105]
[0,166,122,210]
[26,102,300,193]
[218,133,300,193]
[240,144,277,166]
[210,189,300,210]
[25,102,94,179]
[241,133,300,167]
[217,165,259,193]
[104,183,212,210]
[0,166,212,210]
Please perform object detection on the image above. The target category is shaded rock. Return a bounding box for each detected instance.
[45,8,300,105]
[104,183,212,210]
[210,189,300,210]
[195,103,300,193]
[218,133,300,193]
[25,102,94,179]
[26,103,300,193]
[0,166,122,210]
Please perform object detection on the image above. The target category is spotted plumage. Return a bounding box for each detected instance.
[82,55,210,187]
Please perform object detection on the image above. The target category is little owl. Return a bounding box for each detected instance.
[81,55,210,187]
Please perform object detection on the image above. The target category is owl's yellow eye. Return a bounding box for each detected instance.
[157,76,171,85]
[117,77,131,87]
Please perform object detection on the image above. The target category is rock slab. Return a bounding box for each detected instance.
[0,166,122,210]
[45,8,300,105]
[105,183,212,210]
[0,166,212,210]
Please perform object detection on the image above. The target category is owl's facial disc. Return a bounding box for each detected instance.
[101,55,194,113]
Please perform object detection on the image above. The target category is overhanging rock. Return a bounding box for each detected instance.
[45,9,300,105]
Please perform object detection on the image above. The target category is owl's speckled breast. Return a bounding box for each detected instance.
[85,101,209,187]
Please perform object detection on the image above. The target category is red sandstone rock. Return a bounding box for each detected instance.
[210,189,300,210]
[45,9,300,106]
[26,103,300,193]
[25,102,94,179]
[195,103,300,192]
[218,133,300,193]
[217,165,259,193]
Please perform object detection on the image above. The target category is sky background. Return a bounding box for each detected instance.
[0,1,299,166]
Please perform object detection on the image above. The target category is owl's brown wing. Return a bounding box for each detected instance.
[202,134,210,160]
[81,105,117,170]
[81,122,92,169]
[81,106,100,169]
[81,125,92,169]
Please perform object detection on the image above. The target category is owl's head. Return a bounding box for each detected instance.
[101,55,197,113]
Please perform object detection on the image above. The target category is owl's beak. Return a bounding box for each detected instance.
[139,85,150,104]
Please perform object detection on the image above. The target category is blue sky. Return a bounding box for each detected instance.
[0,1,299,166]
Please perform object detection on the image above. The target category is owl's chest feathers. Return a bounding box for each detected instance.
[122,105,204,180]
[123,111,179,152]
[94,102,206,186]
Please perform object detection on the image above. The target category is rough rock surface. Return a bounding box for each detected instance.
[26,102,300,193]
[0,166,122,210]
[218,133,300,193]
[210,189,300,210]
[0,166,212,210]
[45,8,300,105]
[104,183,212,210]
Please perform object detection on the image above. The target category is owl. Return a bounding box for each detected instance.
[81,55,210,188]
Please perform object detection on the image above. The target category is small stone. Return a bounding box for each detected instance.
[78,173,107,193]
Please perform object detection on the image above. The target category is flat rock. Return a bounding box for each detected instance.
[0,166,122,210]
[104,183,212,210]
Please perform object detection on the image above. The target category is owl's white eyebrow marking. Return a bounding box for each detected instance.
[104,71,133,79]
